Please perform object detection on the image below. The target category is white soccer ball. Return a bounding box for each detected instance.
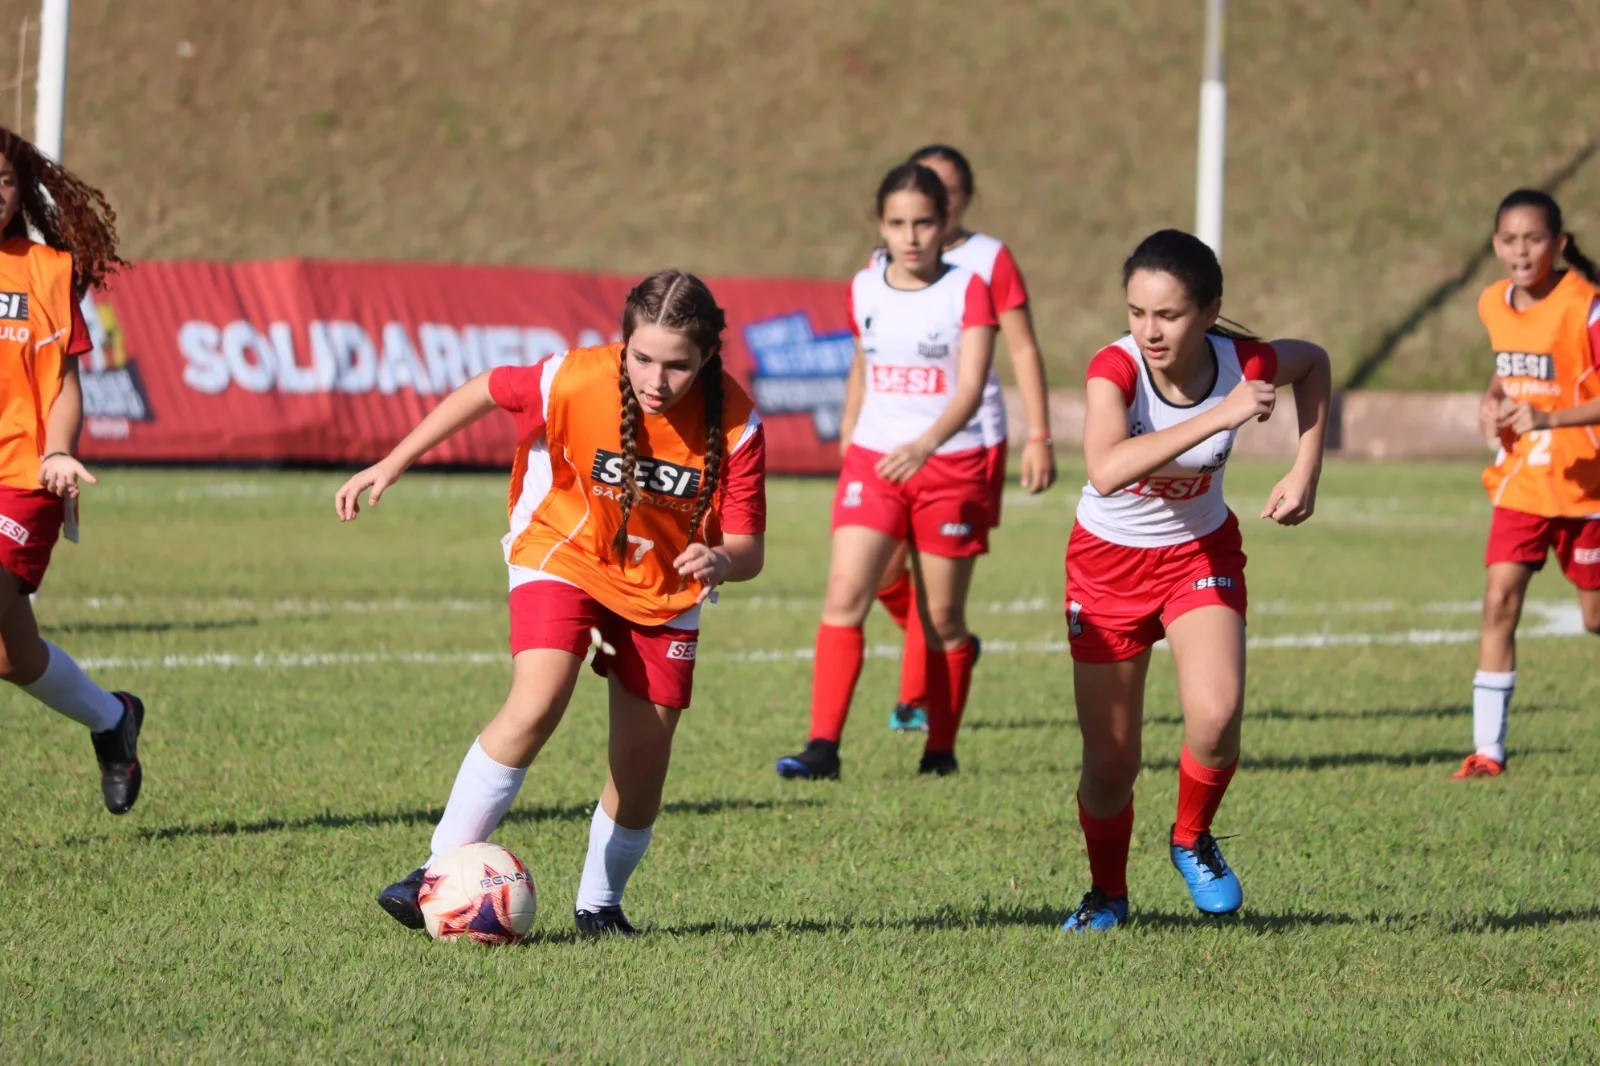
[418,842,537,945]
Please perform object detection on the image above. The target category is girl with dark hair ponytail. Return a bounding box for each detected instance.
[0,126,145,816]
[339,269,768,937]
[1058,229,1331,932]
[1454,190,1600,780]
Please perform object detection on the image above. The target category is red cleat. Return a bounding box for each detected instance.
[1450,753,1505,780]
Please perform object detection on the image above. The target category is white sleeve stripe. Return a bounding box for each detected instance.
[538,352,567,421]
[33,327,68,352]
[729,409,762,455]
[1589,297,1600,327]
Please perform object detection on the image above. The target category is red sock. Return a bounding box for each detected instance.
[808,624,865,743]
[876,572,912,630]
[1172,746,1237,848]
[897,605,928,707]
[1079,795,1134,899]
[924,636,978,753]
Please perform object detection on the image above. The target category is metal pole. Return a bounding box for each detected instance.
[33,0,69,160]
[1195,0,1227,258]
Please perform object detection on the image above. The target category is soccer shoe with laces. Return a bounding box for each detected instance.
[889,703,929,733]
[1169,827,1243,915]
[377,867,428,930]
[1060,888,1129,933]
[917,751,959,776]
[776,739,841,780]
[575,905,639,937]
[90,691,145,815]
[1451,753,1505,779]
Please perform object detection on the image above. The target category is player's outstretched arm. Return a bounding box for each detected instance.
[334,371,500,521]
[998,306,1057,493]
[1084,375,1273,497]
[1260,339,1331,525]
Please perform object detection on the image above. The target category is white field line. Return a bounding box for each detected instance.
[39,594,1541,617]
[75,606,1587,672]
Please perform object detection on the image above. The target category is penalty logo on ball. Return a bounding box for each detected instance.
[418,842,538,946]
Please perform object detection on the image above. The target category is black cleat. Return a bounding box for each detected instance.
[918,750,959,776]
[575,905,640,937]
[776,739,841,780]
[377,867,428,929]
[90,692,144,814]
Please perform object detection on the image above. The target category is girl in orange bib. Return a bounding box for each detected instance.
[1456,190,1600,780]
[0,126,144,815]
[338,271,767,935]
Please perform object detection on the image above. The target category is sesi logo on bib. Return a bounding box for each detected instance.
[591,450,703,499]
[871,365,947,395]
[1129,474,1214,501]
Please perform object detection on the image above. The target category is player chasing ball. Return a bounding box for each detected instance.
[338,270,766,937]
[866,146,1057,735]
[0,126,144,814]
[1059,230,1331,932]
[1456,189,1600,780]
[776,162,997,780]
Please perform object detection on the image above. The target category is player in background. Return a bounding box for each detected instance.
[0,127,145,815]
[1455,189,1600,779]
[341,271,766,937]
[776,163,997,780]
[871,145,1057,734]
[1059,230,1330,932]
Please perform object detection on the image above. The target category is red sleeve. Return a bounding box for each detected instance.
[1086,346,1137,406]
[1236,340,1279,383]
[1589,298,1600,371]
[962,274,998,329]
[66,300,93,359]
[988,246,1029,313]
[719,421,767,535]
[488,360,551,441]
[847,282,859,337]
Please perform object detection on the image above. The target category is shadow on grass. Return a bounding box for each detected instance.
[134,796,821,843]
[1142,748,1566,773]
[41,617,261,635]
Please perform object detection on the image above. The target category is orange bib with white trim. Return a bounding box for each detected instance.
[1479,271,1600,517]
[0,238,74,491]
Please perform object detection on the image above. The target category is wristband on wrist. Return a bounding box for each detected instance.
[1027,433,1053,445]
[41,451,71,463]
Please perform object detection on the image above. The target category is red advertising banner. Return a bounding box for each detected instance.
[75,259,855,474]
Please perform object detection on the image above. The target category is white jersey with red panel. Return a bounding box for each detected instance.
[1076,334,1278,548]
[869,234,1025,448]
[848,263,997,456]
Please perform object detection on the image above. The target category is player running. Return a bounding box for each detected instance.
[1058,229,1331,932]
[776,162,997,780]
[342,270,766,937]
[1454,189,1600,780]
[0,126,145,814]
[873,145,1057,734]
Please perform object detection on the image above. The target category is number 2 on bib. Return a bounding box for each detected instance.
[1528,429,1553,467]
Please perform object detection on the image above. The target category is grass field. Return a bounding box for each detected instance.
[9,0,1600,388]
[3,462,1599,1062]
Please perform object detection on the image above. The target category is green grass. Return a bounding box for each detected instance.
[14,0,1600,389]
[3,462,1599,1062]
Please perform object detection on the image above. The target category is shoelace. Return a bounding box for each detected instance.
[1190,833,1232,879]
[1071,890,1107,925]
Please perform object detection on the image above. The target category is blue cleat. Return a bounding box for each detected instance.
[889,703,929,732]
[1060,888,1128,933]
[776,739,841,780]
[1169,827,1242,914]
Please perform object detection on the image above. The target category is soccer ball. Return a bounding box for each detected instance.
[418,842,538,945]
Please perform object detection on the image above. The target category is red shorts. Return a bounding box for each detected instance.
[985,441,1008,528]
[0,487,64,594]
[1485,506,1600,590]
[832,444,990,558]
[1064,513,1249,663]
[508,580,699,709]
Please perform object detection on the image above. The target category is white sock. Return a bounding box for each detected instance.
[21,641,123,732]
[1472,670,1515,764]
[575,803,654,912]
[427,740,527,864]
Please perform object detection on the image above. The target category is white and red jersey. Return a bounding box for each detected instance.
[848,263,997,455]
[869,233,1027,447]
[1076,334,1279,548]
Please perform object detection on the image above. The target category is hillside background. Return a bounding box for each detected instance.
[2,0,1598,389]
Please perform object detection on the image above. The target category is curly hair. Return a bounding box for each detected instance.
[610,269,729,566]
[0,125,126,295]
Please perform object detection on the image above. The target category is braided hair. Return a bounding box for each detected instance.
[610,269,729,566]
[1495,189,1600,286]
[0,126,126,296]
